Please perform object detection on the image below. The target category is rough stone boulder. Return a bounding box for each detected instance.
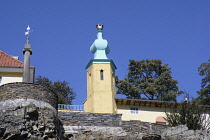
[161,125,210,140]
[0,104,60,140]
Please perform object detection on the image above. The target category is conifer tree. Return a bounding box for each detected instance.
[116,59,183,102]
[197,59,210,105]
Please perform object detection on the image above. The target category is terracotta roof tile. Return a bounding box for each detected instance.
[0,50,24,68]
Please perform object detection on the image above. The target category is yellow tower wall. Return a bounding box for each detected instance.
[84,63,117,113]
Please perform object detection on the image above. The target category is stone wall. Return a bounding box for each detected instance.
[59,112,122,127]
[121,120,168,134]
[59,112,167,130]
[59,112,210,140]
[0,82,58,110]
[58,111,168,139]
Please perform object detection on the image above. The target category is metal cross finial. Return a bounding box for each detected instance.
[25,25,33,44]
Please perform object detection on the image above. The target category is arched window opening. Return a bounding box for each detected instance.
[100,69,104,80]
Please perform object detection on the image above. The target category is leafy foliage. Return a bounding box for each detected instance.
[35,76,76,104]
[197,59,210,105]
[116,59,183,102]
[165,101,210,131]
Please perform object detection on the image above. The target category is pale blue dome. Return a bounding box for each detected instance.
[90,30,110,59]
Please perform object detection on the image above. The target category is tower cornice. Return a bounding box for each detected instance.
[86,59,117,71]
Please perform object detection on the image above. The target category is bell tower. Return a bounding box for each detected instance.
[84,24,117,113]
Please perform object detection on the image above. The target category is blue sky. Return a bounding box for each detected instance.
[0,1,209,105]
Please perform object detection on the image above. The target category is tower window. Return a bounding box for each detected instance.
[0,76,2,85]
[100,69,104,80]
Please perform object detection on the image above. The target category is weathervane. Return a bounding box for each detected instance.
[25,25,33,44]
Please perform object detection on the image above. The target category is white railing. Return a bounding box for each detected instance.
[58,104,84,111]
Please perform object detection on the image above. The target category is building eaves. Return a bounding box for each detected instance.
[115,98,177,108]
[115,98,210,109]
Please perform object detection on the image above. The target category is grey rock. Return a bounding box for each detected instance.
[0,106,60,140]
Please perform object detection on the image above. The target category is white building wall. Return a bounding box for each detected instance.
[0,74,22,86]
[117,104,167,123]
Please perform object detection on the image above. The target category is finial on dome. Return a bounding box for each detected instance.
[96,24,103,31]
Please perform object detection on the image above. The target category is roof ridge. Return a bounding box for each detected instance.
[0,50,24,68]
[0,50,23,62]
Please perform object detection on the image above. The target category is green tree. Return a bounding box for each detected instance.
[116,59,183,102]
[35,75,76,104]
[165,100,209,131]
[197,59,210,105]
